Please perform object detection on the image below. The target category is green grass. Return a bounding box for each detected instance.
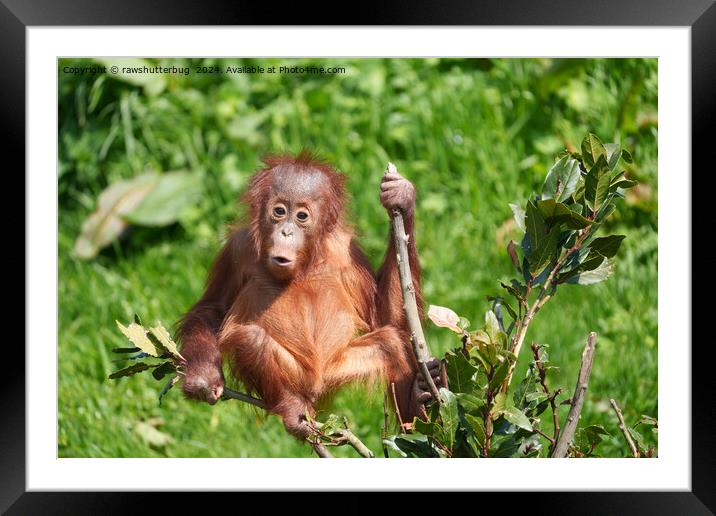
[58,57,658,457]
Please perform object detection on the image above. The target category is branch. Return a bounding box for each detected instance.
[386,162,441,404]
[531,343,562,453]
[610,398,639,458]
[222,387,266,409]
[314,421,375,458]
[312,443,335,458]
[221,387,374,458]
[551,332,597,458]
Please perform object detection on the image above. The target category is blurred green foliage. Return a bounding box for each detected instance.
[58,57,657,458]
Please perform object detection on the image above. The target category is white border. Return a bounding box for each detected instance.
[28,27,690,491]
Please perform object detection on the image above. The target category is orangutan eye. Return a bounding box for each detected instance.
[273,206,286,217]
[296,211,309,222]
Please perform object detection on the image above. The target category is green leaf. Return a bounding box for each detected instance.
[484,310,501,343]
[537,199,592,229]
[455,393,485,415]
[612,179,637,190]
[621,148,633,163]
[439,388,459,449]
[463,413,486,448]
[319,414,344,435]
[519,434,543,456]
[444,352,478,393]
[525,200,546,253]
[593,172,612,212]
[604,143,622,170]
[565,257,614,285]
[502,406,533,431]
[501,281,526,302]
[581,133,606,168]
[108,361,154,379]
[111,347,141,354]
[558,252,604,283]
[124,171,203,227]
[491,392,507,415]
[576,424,611,454]
[385,434,440,458]
[584,154,609,210]
[558,246,591,275]
[412,417,440,437]
[509,203,526,233]
[489,434,522,457]
[590,235,626,258]
[528,224,560,276]
[628,427,646,452]
[542,156,581,202]
[152,361,177,381]
[74,172,160,260]
[148,323,185,360]
[488,360,510,393]
[116,321,159,356]
[584,424,611,443]
[595,200,616,222]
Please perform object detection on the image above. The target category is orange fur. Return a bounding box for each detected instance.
[178,153,423,437]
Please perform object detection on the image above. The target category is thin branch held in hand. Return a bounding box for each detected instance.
[222,387,267,409]
[610,398,639,458]
[386,162,440,404]
[551,332,597,458]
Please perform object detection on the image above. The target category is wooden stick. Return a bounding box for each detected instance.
[551,332,597,458]
[312,421,375,458]
[386,162,441,404]
[610,398,639,458]
[312,443,335,458]
[222,387,266,409]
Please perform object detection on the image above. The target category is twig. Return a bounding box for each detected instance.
[386,162,441,404]
[382,391,391,457]
[610,398,639,458]
[531,343,562,452]
[312,443,335,458]
[551,332,597,458]
[313,421,375,458]
[222,387,267,409]
[532,425,556,445]
[389,381,408,432]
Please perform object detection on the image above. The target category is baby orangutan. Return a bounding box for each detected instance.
[178,152,442,438]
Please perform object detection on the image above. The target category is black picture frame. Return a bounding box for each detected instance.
[5,0,712,512]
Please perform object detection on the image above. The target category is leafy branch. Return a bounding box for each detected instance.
[109,316,374,459]
[384,133,654,459]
